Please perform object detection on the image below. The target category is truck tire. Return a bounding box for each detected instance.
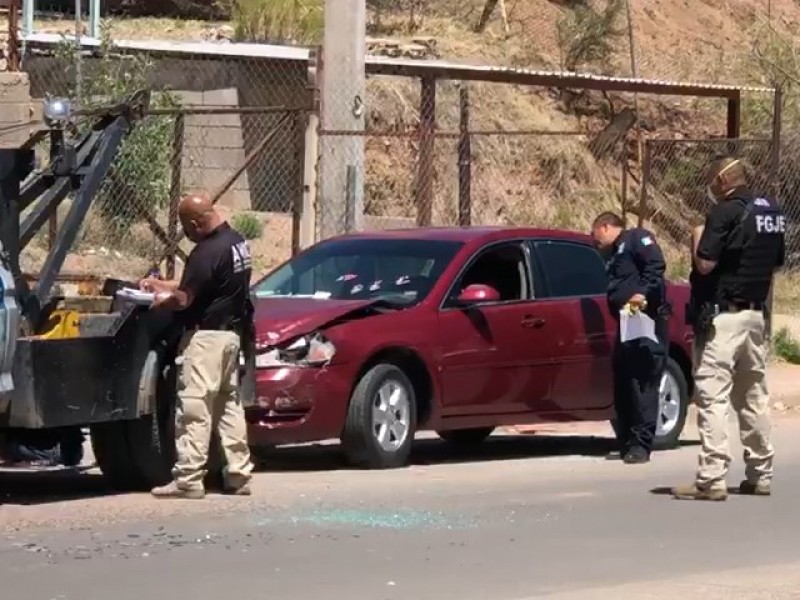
[90,349,177,491]
[341,363,417,469]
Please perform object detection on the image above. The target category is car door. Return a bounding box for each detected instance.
[528,239,615,414]
[0,255,20,407]
[437,240,555,416]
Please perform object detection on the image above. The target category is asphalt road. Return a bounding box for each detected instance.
[3,417,800,600]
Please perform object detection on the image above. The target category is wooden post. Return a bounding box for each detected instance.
[726,94,741,139]
[416,77,436,227]
[458,84,472,226]
[166,113,185,279]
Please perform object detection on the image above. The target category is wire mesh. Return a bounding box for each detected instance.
[642,138,776,278]
[20,39,310,281]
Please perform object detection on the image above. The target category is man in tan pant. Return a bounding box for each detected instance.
[672,157,785,501]
[141,193,254,499]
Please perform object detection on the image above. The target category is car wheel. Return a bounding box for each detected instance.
[653,357,689,451]
[341,363,417,469]
[437,427,495,446]
[609,357,689,452]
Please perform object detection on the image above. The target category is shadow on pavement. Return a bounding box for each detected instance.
[0,435,700,505]
[254,434,699,473]
[0,468,117,507]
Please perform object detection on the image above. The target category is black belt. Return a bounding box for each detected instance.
[717,300,765,313]
[189,323,241,333]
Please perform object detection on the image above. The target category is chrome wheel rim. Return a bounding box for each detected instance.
[372,380,411,453]
[656,370,682,438]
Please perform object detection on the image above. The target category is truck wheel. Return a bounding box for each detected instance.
[609,357,689,452]
[341,364,417,469]
[437,427,495,446]
[90,350,177,491]
[90,422,146,491]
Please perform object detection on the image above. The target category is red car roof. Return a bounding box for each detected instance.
[331,226,593,245]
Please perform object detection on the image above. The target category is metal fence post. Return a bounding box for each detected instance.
[416,76,436,227]
[166,113,185,279]
[637,139,650,228]
[766,85,783,344]
[22,0,33,38]
[88,0,100,38]
[458,83,472,227]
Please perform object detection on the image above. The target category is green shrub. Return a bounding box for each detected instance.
[220,0,324,44]
[54,23,181,235]
[773,327,800,365]
[232,213,264,240]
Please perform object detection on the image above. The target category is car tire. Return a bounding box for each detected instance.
[609,357,689,452]
[341,363,417,469]
[437,427,495,446]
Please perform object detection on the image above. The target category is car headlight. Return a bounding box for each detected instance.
[255,333,336,368]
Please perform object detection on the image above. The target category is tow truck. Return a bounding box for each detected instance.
[0,78,242,491]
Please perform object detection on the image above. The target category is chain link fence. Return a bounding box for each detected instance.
[640,138,775,279]
[318,76,633,238]
[19,39,311,282]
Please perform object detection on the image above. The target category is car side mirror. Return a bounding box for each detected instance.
[455,284,500,306]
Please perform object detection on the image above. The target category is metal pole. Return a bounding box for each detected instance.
[765,85,783,345]
[458,84,472,226]
[22,0,33,37]
[74,0,83,100]
[345,165,356,233]
[88,0,100,38]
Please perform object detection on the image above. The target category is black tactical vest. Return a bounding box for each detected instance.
[717,196,785,303]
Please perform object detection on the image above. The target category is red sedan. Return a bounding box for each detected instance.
[247,227,694,468]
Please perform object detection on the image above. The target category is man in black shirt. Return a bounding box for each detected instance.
[591,212,668,465]
[672,157,785,502]
[141,194,254,500]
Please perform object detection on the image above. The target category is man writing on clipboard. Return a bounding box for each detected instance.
[139,193,254,499]
[591,212,669,465]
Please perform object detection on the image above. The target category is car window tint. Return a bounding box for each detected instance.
[254,239,463,305]
[532,240,607,298]
[455,243,529,302]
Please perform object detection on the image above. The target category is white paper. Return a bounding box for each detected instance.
[619,309,659,343]
[116,287,155,306]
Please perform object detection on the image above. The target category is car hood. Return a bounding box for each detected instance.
[252,297,383,346]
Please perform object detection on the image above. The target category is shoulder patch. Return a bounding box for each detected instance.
[617,242,626,254]
[640,236,653,247]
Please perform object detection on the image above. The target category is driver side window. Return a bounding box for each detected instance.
[450,242,531,304]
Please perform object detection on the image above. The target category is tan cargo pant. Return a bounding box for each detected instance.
[173,329,253,491]
[693,309,774,491]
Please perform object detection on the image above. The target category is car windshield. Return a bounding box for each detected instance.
[254,238,463,305]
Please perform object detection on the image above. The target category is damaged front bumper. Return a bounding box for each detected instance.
[245,333,352,446]
[245,363,353,446]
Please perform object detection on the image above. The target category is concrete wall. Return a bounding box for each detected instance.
[177,88,251,209]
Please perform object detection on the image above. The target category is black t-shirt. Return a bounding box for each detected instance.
[178,222,253,331]
[696,187,785,303]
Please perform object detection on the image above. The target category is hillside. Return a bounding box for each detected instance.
[14,0,800,310]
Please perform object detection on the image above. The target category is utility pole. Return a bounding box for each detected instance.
[318,0,366,239]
